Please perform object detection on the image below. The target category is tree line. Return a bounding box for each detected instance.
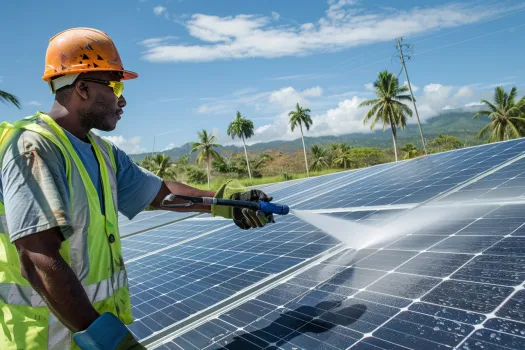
[2,71,525,189]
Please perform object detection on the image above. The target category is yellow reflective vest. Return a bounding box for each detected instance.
[0,112,132,349]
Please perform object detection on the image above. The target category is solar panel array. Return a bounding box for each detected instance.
[118,138,525,350]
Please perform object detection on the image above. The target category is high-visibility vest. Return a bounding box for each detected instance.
[0,112,132,350]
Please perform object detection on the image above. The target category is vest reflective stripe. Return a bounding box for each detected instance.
[0,269,128,307]
[0,113,132,350]
[48,313,70,350]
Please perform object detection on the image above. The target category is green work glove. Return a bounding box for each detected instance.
[212,180,274,230]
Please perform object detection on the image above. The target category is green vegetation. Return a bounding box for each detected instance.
[401,143,420,159]
[0,90,20,109]
[227,111,255,182]
[473,86,525,142]
[288,103,313,177]
[427,134,464,153]
[359,70,413,162]
[141,154,177,179]
[137,71,525,189]
[190,129,221,189]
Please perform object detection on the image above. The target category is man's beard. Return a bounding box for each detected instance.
[78,96,117,132]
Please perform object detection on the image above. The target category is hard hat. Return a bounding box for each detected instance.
[43,27,138,93]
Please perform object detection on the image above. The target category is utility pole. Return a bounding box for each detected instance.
[396,37,427,155]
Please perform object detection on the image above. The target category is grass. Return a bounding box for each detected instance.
[188,168,347,190]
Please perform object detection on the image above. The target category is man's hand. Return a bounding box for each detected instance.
[213,181,274,230]
[15,227,100,332]
[230,189,275,229]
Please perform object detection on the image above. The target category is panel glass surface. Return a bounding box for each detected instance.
[293,138,525,210]
[126,215,345,340]
[121,218,231,260]
[161,203,525,349]
[119,211,197,237]
[438,156,525,203]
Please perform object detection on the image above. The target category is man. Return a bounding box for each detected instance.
[0,27,272,350]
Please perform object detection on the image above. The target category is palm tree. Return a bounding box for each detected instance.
[332,148,354,169]
[0,90,21,109]
[473,86,525,142]
[289,103,313,176]
[190,129,221,189]
[141,154,177,179]
[359,70,413,162]
[401,143,419,160]
[310,145,329,171]
[227,111,255,182]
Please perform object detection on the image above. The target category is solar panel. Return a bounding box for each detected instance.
[119,211,198,237]
[293,138,525,210]
[125,215,344,340]
[121,218,232,260]
[120,139,525,350]
[157,203,525,350]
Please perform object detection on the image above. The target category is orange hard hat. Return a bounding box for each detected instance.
[43,27,138,91]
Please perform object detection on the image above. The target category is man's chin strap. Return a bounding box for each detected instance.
[48,74,79,94]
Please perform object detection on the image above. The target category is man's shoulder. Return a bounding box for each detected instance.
[1,122,65,167]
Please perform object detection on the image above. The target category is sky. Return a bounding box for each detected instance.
[1,0,524,154]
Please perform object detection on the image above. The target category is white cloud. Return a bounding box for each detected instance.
[153,6,166,16]
[483,82,517,89]
[235,80,493,145]
[104,135,146,154]
[269,86,323,109]
[453,86,474,99]
[364,83,374,91]
[402,81,419,93]
[140,36,178,48]
[302,86,323,97]
[140,2,512,62]
[27,101,42,106]
[465,101,484,107]
[163,143,176,151]
[271,11,280,21]
[231,87,258,97]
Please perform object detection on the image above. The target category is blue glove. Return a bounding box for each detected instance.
[73,312,145,349]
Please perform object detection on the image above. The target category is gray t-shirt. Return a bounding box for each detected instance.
[0,128,162,242]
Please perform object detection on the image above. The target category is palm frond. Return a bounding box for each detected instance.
[472,110,492,119]
[0,90,21,109]
[479,99,498,113]
[358,98,381,107]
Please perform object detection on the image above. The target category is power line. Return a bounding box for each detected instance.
[395,38,428,155]
[332,21,525,77]
[412,1,522,45]
[412,22,525,57]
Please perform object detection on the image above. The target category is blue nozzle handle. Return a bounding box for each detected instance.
[259,201,290,215]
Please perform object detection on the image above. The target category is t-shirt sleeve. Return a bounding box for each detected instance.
[2,130,72,242]
[112,144,163,220]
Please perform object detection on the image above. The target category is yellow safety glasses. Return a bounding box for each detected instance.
[80,78,124,98]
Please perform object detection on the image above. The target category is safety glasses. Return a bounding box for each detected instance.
[80,78,124,98]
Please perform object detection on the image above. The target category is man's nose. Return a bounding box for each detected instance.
[118,95,126,107]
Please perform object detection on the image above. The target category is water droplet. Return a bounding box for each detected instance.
[433,326,440,331]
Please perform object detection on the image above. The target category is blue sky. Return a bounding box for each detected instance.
[1,0,524,154]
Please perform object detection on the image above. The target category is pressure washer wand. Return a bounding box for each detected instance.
[161,194,290,215]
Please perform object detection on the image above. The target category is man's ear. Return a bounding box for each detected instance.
[74,80,89,100]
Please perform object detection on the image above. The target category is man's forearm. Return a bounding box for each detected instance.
[150,181,216,212]
[19,242,100,332]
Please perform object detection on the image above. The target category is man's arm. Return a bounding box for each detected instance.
[15,228,99,332]
[149,181,215,212]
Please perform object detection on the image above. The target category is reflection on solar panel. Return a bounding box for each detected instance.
[119,211,197,237]
[118,138,525,350]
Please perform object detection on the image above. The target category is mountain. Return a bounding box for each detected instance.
[129,110,488,163]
